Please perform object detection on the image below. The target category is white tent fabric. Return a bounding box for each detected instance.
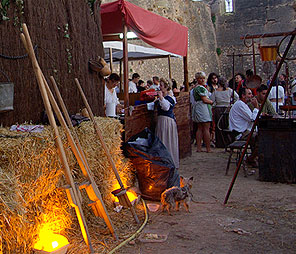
[103,41,181,62]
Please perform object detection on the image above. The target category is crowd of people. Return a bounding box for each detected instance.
[103,69,296,170]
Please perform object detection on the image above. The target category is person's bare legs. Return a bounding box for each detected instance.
[196,123,203,152]
[202,122,211,152]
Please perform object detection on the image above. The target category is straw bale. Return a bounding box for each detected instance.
[0,117,139,253]
[0,126,72,253]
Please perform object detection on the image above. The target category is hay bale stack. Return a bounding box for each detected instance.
[0,117,135,253]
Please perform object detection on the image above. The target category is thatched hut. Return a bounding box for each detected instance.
[0,0,105,126]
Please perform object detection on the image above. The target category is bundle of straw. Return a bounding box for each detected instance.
[0,117,137,253]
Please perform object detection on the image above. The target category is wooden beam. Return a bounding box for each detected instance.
[183,56,189,92]
[240,30,296,40]
[168,55,172,80]
[123,24,129,108]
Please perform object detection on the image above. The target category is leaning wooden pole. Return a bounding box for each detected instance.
[20,24,94,253]
[75,78,140,224]
[224,32,296,205]
[43,75,117,240]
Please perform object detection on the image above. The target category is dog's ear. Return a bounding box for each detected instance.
[189,176,193,181]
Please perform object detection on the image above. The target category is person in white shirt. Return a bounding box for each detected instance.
[128,73,140,93]
[268,81,285,112]
[229,87,259,166]
[150,76,160,91]
[104,73,122,117]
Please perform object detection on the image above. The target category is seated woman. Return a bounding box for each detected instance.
[192,72,213,153]
[104,73,123,117]
[210,77,238,148]
[155,78,179,169]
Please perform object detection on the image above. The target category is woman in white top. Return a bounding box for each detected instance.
[268,80,285,112]
[210,77,238,148]
[104,73,122,117]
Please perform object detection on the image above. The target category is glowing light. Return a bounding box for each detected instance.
[33,224,69,252]
[112,190,138,203]
[52,241,59,249]
[126,191,138,203]
[119,32,138,39]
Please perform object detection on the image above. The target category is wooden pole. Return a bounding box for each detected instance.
[46,76,117,239]
[109,48,113,73]
[231,51,235,104]
[123,24,129,108]
[75,78,140,224]
[183,56,189,92]
[20,24,94,253]
[240,30,296,40]
[120,60,123,92]
[224,32,295,205]
[168,55,172,80]
[252,39,257,75]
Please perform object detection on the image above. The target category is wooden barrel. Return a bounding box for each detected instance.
[258,118,296,183]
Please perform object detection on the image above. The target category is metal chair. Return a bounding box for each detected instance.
[217,108,233,150]
[225,140,249,177]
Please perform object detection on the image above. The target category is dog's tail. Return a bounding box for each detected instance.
[160,191,166,204]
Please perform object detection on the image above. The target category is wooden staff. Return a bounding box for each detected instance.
[20,23,94,253]
[75,78,140,224]
[42,75,117,239]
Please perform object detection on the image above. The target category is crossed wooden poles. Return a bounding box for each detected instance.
[20,23,139,253]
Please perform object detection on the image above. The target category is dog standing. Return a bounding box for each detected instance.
[161,176,193,215]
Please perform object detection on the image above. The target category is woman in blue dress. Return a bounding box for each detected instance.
[155,78,179,169]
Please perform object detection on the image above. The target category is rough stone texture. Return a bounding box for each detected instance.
[102,0,220,86]
[209,0,296,80]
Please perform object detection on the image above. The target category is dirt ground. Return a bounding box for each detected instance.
[117,147,296,254]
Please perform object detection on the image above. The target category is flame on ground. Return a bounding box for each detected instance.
[33,224,69,252]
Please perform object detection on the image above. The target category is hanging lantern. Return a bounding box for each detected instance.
[33,225,69,254]
[258,44,278,61]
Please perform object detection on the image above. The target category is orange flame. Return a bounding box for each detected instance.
[33,224,69,252]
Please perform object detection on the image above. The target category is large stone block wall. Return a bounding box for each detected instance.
[209,0,296,81]
[102,0,220,86]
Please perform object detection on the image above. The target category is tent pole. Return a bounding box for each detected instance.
[123,24,129,108]
[183,56,189,92]
[109,48,113,73]
[168,55,172,80]
[120,60,122,92]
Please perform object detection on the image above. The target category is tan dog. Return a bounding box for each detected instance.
[160,176,193,215]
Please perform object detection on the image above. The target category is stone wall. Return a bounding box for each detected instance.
[208,0,296,81]
[102,0,220,86]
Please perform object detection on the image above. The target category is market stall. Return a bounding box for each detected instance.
[101,0,191,159]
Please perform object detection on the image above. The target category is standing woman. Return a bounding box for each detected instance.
[192,72,213,153]
[155,78,179,169]
[210,77,239,148]
[207,72,219,94]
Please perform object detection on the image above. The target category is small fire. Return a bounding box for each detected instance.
[33,224,69,252]
[113,190,138,203]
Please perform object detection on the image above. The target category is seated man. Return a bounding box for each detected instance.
[229,87,259,166]
[248,84,276,116]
